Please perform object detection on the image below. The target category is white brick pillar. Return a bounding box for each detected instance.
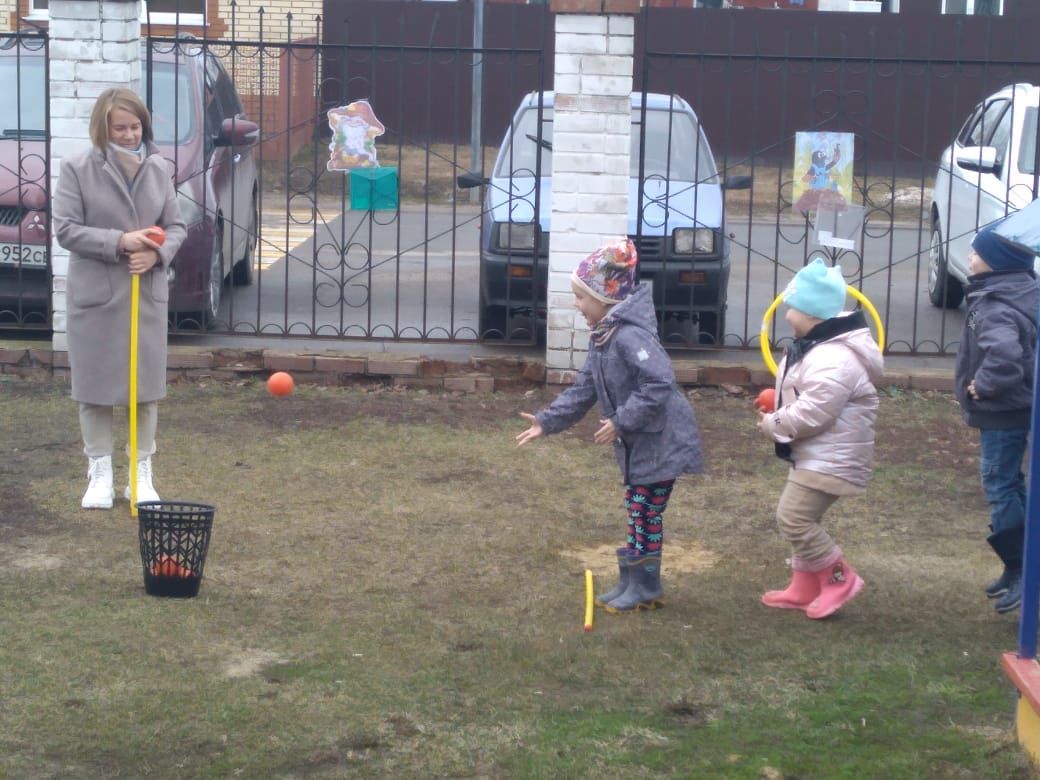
[546,7,635,376]
[49,0,142,351]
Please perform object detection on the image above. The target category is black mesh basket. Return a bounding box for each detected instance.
[137,501,215,598]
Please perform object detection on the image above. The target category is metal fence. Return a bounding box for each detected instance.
[5,5,1040,355]
[0,28,50,331]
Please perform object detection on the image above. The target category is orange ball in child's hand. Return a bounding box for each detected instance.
[144,226,166,246]
[754,388,776,413]
[267,371,294,397]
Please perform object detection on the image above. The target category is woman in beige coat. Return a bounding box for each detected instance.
[53,87,186,510]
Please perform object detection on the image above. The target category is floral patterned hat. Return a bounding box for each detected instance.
[571,238,639,305]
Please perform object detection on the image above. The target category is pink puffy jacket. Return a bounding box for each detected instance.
[761,316,884,488]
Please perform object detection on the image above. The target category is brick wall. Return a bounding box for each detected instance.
[2,0,17,30]
[218,0,323,42]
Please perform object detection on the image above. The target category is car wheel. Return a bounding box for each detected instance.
[479,300,507,340]
[232,191,257,286]
[203,223,225,327]
[698,310,726,346]
[927,222,964,309]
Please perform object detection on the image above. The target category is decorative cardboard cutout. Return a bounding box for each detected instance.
[792,131,854,215]
[327,100,385,171]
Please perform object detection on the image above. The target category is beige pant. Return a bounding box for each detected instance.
[79,402,158,461]
[775,478,841,567]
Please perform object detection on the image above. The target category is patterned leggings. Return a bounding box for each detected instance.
[625,480,675,555]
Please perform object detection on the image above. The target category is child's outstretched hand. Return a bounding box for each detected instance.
[516,412,544,446]
[594,418,617,445]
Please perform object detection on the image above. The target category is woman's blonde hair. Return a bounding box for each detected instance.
[89,87,153,150]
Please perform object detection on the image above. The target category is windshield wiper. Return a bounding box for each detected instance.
[1,128,47,137]
[526,133,552,152]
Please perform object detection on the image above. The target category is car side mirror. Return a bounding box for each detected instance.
[457,171,489,189]
[954,145,998,174]
[723,174,752,190]
[216,117,259,149]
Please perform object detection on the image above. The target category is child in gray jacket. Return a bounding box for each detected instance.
[954,218,1040,615]
[516,239,703,613]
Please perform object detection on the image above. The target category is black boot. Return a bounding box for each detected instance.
[985,568,1014,599]
[987,527,1024,613]
[995,570,1023,614]
[595,547,634,608]
[604,551,664,613]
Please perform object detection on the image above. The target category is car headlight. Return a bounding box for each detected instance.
[494,222,537,252]
[673,228,715,255]
[176,184,205,225]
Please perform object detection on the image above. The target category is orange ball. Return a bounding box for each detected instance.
[267,371,294,397]
[754,388,776,413]
[145,226,166,246]
[151,554,192,578]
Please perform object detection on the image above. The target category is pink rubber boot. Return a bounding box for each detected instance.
[761,558,821,610]
[806,554,864,620]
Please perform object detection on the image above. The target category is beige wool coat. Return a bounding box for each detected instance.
[53,144,186,405]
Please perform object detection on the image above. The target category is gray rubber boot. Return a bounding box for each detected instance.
[595,547,635,608]
[987,527,1023,609]
[604,551,664,613]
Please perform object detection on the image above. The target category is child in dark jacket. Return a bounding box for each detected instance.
[516,239,703,613]
[954,218,1040,615]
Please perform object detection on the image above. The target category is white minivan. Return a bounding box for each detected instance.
[929,82,1040,308]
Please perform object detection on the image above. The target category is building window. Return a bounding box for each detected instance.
[25,0,206,26]
[942,0,1003,14]
[145,0,206,26]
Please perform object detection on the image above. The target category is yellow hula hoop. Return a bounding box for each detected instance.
[760,287,885,376]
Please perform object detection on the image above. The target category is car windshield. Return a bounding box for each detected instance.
[0,56,46,136]
[1019,107,1039,176]
[495,104,718,183]
[144,62,197,146]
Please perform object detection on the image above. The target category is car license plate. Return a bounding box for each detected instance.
[0,243,47,267]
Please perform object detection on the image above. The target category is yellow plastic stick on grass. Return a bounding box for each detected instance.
[584,569,594,633]
[129,274,139,518]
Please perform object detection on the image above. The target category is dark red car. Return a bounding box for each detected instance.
[0,34,260,328]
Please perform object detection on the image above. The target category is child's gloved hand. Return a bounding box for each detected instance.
[516,412,544,446]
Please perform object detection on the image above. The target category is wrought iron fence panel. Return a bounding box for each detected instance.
[0,28,50,331]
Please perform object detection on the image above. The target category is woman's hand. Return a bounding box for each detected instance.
[594,418,617,445]
[120,228,163,254]
[516,412,544,446]
[120,229,163,275]
[126,249,160,275]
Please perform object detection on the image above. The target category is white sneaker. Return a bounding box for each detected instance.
[124,457,160,504]
[82,456,114,509]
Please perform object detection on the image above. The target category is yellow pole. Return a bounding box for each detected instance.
[129,274,139,517]
[583,569,594,633]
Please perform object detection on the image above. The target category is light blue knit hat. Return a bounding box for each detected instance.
[783,258,847,320]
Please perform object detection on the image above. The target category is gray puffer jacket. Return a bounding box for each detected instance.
[535,283,703,484]
[954,269,1039,429]
[759,311,884,488]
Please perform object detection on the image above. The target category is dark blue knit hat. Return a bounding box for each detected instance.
[972,220,1037,272]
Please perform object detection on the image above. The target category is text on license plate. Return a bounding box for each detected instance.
[0,243,47,267]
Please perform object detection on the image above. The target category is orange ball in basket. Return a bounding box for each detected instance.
[151,554,193,578]
[144,226,166,246]
[267,371,294,397]
[754,388,776,413]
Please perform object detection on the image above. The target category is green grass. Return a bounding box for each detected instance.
[0,379,1033,777]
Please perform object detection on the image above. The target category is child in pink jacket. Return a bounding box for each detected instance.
[757,259,884,619]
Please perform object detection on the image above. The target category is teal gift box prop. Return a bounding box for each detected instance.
[349,166,398,211]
